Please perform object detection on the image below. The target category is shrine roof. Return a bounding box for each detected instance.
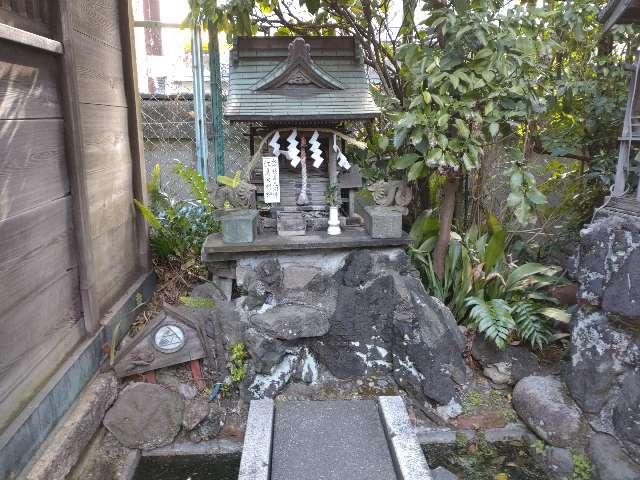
[225,36,380,122]
[600,0,640,31]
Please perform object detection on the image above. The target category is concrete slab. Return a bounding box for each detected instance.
[238,399,274,480]
[271,400,398,480]
[202,227,410,263]
[378,396,431,480]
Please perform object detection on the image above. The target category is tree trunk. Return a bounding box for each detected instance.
[433,175,458,279]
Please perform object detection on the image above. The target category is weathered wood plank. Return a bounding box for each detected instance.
[0,270,83,430]
[74,30,126,107]
[71,0,121,50]
[0,43,61,120]
[79,103,130,172]
[58,0,99,334]
[0,196,73,272]
[0,119,69,219]
[93,217,139,314]
[0,4,52,38]
[0,231,77,330]
[120,0,151,271]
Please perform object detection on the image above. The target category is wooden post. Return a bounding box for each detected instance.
[55,0,100,334]
[120,0,151,272]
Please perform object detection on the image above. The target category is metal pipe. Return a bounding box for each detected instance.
[191,27,209,181]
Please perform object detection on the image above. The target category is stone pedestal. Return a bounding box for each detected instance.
[218,209,258,244]
[276,212,306,237]
[361,205,404,239]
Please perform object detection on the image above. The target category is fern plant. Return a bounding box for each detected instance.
[134,163,219,259]
[410,213,569,350]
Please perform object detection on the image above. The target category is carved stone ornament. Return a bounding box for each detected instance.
[367,180,413,208]
[253,37,344,91]
[208,182,257,210]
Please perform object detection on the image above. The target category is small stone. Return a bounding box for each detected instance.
[430,466,458,480]
[182,398,210,431]
[483,363,511,385]
[103,383,184,450]
[177,383,198,400]
[512,376,588,448]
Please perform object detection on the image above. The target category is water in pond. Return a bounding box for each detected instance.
[423,437,548,480]
[132,454,240,480]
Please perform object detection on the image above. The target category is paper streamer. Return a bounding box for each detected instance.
[333,133,351,170]
[268,131,281,157]
[309,130,324,168]
[287,129,300,167]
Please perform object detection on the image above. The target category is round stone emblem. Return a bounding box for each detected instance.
[153,325,185,353]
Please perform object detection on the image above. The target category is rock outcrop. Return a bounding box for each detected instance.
[209,248,467,409]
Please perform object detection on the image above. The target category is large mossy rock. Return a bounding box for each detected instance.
[103,383,184,449]
[236,249,467,406]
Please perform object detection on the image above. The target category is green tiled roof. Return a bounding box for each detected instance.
[225,36,381,122]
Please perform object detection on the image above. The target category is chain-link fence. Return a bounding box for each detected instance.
[140,65,250,198]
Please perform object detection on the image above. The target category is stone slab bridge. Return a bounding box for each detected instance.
[238,396,431,480]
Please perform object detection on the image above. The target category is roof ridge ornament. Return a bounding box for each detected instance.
[253,37,344,91]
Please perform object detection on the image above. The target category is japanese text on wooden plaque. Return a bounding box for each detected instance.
[262,156,281,204]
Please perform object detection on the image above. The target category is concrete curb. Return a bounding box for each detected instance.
[238,399,274,480]
[143,438,243,457]
[378,396,432,480]
[415,423,535,446]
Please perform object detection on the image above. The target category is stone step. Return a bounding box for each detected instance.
[238,396,431,480]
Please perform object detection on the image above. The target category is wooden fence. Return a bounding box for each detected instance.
[0,1,152,477]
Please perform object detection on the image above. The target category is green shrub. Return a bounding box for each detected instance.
[410,213,568,349]
[134,164,219,259]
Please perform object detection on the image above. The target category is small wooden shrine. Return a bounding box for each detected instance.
[220,36,381,234]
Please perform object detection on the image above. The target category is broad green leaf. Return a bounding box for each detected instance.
[408,161,426,180]
[540,307,571,323]
[455,118,470,138]
[526,188,547,205]
[437,113,450,128]
[394,153,420,169]
[378,136,389,151]
[489,122,499,137]
[506,263,550,290]
[422,91,432,104]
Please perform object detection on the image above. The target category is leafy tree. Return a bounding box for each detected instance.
[393,1,548,277]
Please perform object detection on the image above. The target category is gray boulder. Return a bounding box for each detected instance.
[566,308,634,414]
[103,383,184,449]
[250,304,330,340]
[612,370,640,463]
[578,215,640,318]
[312,274,399,379]
[589,432,640,480]
[512,376,588,448]
[392,276,466,405]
